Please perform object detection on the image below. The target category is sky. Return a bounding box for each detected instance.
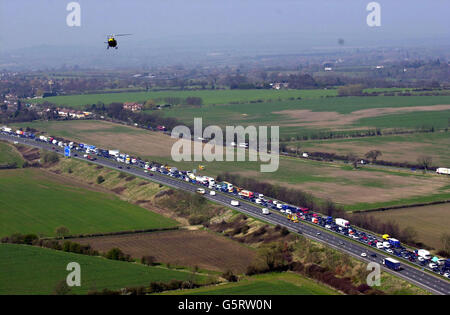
[0,0,449,54]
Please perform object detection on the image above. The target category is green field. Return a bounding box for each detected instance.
[0,244,202,295]
[0,168,177,237]
[155,95,450,139]
[161,272,338,295]
[29,89,336,107]
[0,142,24,167]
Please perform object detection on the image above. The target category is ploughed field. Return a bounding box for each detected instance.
[364,203,450,250]
[70,230,256,274]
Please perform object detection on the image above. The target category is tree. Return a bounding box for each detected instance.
[55,226,70,239]
[96,175,105,184]
[338,84,364,96]
[365,150,382,163]
[347,153,358,168]
[417,156,432,172]
[440,233,450,254]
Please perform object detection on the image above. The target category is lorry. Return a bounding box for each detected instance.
[388,238,401,248]
[415,249,431,260]
[383,258,401,271]
[108,150,120,157]
[219,181,233,192]
[239,190,254,199]
[436,167,450,175]
[445,259,450,270]
[335,218,349,228]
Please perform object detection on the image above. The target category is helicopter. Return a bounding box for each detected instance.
[105,34,132,49]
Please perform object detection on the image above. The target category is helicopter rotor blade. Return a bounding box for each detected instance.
[114,33,132,37]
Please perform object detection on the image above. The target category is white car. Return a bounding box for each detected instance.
[385,249,393,254]
[13,141,18,144]
[261,208,270,215]
[361,253,367,257]
[418,256,425,262]
[444,273,450,278]
[255,198,262,204]
[196,188,205,195]
[209,190,216,196]
[230,200,240,206]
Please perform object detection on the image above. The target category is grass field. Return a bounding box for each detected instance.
[0,141,24,167]
[0,243,204,295]
[71,230,256,274]
[366,204,450,250]
[156,95,450,133]
[284,131,450,166]
[11,120,450,210]
[29,89,336,107]
[0,168,178,237]
[160,272,339,295]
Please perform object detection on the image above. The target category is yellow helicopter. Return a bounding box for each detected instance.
[105,34,132,49]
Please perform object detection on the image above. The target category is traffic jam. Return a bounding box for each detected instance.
[2,126,450,279]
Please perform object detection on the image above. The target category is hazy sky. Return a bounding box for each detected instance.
[1,0,449,52]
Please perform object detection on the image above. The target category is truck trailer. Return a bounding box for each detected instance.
[335,218,349,228]
[383,258,401,271]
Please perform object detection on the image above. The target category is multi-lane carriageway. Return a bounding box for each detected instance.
[2,133,450,295]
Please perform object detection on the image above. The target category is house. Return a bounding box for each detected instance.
[270,82,289,90]
[123,102,143,111]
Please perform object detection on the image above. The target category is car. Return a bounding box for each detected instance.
[444,273,450,279]
[361,253,367,257]
[385,249,393,254]
[144,170,148,173]
[339,241,344,246]
[428,263,437,269]
[230,200,240,206]
[370,253,377,257]
[316,232,321,236]
[209,190,216,196]
[196,188,205,195]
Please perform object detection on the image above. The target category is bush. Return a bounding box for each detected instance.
[105,247,132,262]
[42,151,59,164]
[96,175,105,184]
[222,270,238,282]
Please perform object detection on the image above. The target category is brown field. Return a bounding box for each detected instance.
[367,204,450,250]
[71,230,256,273]
[274,104,450,127]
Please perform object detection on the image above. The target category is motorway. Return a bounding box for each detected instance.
[2,133,450,295]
